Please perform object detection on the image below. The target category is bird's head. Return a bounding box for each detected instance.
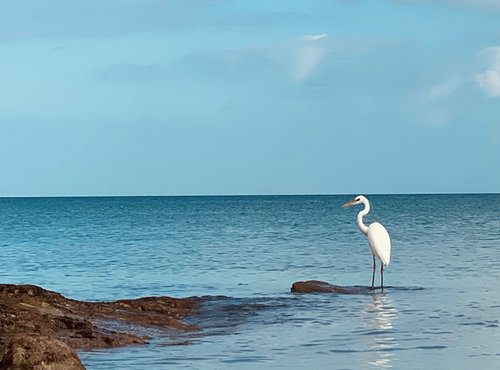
[342,195,365,208]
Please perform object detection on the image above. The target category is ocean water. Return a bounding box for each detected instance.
[0,194,499,369]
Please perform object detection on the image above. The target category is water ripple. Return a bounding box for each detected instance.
[1,194,499,369]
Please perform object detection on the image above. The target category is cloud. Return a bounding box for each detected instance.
[475,47,500,97]
[426,47,500,100]
[301,33,328,41]
[476,70,500,96]
[428,77,461,99]
[176,33,331,84]
[291,33,329,81]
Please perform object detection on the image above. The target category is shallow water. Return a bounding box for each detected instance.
[1,194,499,369]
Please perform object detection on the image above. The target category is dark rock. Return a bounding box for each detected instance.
[0,284,202,369]
[0,334,85,370]
[291,280,373,294]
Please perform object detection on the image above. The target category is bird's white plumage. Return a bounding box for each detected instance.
[342,194,392,289]
[367,222,391,266]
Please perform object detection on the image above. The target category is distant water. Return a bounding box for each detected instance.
[1,194,499,369]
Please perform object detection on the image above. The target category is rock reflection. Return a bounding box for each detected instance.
[363,293,398,368]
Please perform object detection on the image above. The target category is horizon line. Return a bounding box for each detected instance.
[0,191,498,199]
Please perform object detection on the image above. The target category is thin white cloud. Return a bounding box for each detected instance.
[301,33,328,41]
[475,47,500,97]
[291,33,328,81]
[428,77,461,99]
[292,45,325,81]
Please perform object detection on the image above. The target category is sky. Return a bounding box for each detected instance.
[0,0,499,196]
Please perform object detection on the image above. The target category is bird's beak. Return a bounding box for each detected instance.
[342,199,356,208]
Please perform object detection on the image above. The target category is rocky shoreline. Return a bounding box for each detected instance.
[0,284,201,369]
[0,280,370,369]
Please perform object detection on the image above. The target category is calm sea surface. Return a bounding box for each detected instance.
[1,194,499,369]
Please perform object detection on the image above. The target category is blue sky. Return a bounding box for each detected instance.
[0,0,499,196]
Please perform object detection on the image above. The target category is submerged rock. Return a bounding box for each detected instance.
[291,280,373,294]
[0,284,201,369]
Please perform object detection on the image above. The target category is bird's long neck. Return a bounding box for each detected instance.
[357,199,370,236]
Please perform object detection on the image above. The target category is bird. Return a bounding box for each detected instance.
[342,195,391,290]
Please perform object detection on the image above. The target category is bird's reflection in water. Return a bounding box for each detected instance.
[363,293,398,368]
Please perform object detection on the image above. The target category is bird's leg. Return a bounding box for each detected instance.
[371,255,376,289]
[381,264,384,292]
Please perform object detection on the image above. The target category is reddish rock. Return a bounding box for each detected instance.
[291,280,371,294]
[0,284,202,369]
[0,334,85,370]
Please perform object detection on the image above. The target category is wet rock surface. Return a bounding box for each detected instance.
[291,280,375,294]
[0,334,85,370]
[0,284,201,369]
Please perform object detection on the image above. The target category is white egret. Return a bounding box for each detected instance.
[342,195,391,290]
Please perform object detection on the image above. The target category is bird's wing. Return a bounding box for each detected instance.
[367,222,391,266]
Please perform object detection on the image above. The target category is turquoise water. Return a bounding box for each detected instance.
[1,194,499,369]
